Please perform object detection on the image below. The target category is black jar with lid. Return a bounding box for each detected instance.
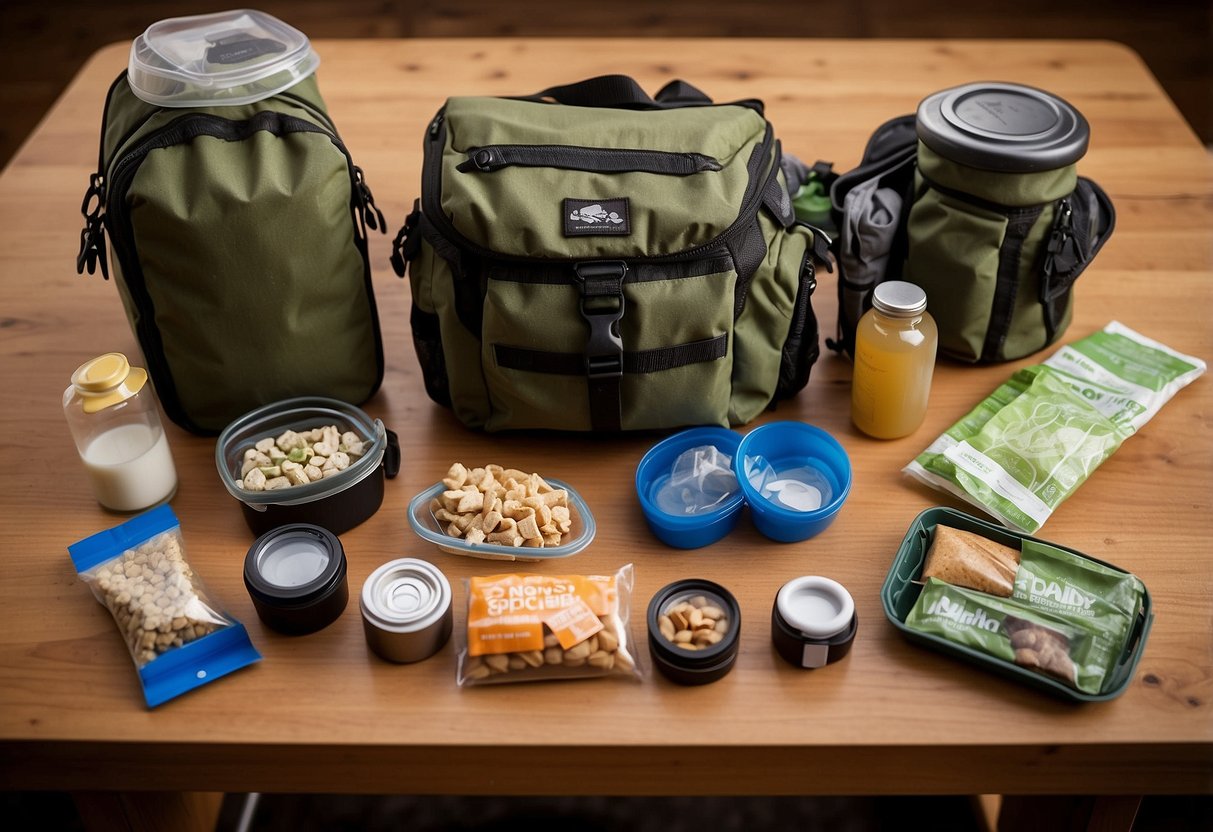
[647,579,741,686]
[244,524,349,635]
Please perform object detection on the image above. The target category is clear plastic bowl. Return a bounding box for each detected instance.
[407,478,595,562]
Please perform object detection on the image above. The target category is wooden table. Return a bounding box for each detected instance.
[1,39,1210,829]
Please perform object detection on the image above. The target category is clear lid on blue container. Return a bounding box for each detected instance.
[128,9,320,107]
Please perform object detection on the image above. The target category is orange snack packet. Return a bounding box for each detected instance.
[457,564,642,685]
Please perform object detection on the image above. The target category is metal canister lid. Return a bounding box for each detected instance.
[916,82,1090,172]
[871,281,927,317]
[360,558,452,663]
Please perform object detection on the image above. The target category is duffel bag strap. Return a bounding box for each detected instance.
[575,261,628,432]
[520,74,762,113]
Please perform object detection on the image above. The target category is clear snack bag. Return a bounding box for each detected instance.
[69,504,261,707]
[457,564,643,685]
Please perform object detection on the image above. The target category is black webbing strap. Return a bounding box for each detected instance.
[494,334,729,376]
[575,261,627,432]
[515,74,763,114]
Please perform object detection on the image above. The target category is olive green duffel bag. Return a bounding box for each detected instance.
[828,82,1115,364]
[393,75,830,432]
[75,11,387,434]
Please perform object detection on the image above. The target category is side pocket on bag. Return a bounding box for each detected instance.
[407,239,450,408]
[775,228,821,400]
[729,214,808,424]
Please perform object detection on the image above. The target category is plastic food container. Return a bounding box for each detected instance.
[243,524,348,635]
[216,397,400,536]
[882,507,1154,702]
[647,579,741,686]
[360,558,452,663]
[407,479,594,562]
[128,9,320,107]
[634,427,745,549]
[771,576,857,669]
[735,421,852,542]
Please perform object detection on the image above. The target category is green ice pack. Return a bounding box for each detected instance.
[906,322,1205,532]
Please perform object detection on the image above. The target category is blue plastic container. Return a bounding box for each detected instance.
[735,421,851,542]
[635,427,745,549]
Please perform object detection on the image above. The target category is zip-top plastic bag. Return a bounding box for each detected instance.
[69,504,260,707]
[906,322,1205,532]
[457,564,643,685]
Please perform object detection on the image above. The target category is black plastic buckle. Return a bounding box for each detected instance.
[574,260,627,378]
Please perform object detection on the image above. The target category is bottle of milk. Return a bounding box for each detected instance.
[63,353,178,512]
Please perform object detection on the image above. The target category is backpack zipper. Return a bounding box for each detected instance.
[456,144,722,175]
[419,111,776,266]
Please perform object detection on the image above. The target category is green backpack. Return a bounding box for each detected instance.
[76,72,387,434]
[393,75,829,432]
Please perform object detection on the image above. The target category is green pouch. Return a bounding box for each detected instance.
[827,84,1116,364]
[76,72,387,434]
[394,75,828,432]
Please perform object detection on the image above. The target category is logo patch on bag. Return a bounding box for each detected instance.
[564,198,631,236]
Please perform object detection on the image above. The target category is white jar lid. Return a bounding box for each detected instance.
[776,576,855,640]
[128,9,320,107]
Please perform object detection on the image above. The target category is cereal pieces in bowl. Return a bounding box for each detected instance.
[408,464,595,562]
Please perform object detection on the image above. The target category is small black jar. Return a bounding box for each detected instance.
[647,579,741,686]
[771,576,857,669]
[244,524,349,635]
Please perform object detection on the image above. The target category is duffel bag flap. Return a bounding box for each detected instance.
[427,95,772,259]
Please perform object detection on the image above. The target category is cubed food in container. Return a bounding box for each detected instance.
[216,397,399,536]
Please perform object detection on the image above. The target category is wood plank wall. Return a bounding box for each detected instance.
[0,0,1208,167]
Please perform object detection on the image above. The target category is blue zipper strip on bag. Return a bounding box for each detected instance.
[68,503,180,573]
[139,623,262,708]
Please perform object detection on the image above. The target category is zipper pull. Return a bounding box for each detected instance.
[458,147,505,173]
[390,199,421,278]
[1042,198,1074,280]
[76,172,109,280]
[353,166,387,234]
[428,111,445,140]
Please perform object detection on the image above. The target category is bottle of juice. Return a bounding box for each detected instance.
[851,281,937,439]
[63,353,178,511]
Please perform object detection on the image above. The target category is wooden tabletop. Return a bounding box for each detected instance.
[1,39,1210,797]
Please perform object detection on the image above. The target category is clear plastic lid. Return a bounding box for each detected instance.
[128,9,320,107]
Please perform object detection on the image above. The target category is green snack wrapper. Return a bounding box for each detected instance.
[908,579,1106,694]
[906,322,1205,533]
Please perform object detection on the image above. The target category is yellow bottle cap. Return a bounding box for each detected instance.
[72,353,149,413]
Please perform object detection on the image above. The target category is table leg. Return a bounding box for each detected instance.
[72,791,222,832]
[999,795,1142,832]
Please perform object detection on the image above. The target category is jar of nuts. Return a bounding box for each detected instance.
[646,579,741,685]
